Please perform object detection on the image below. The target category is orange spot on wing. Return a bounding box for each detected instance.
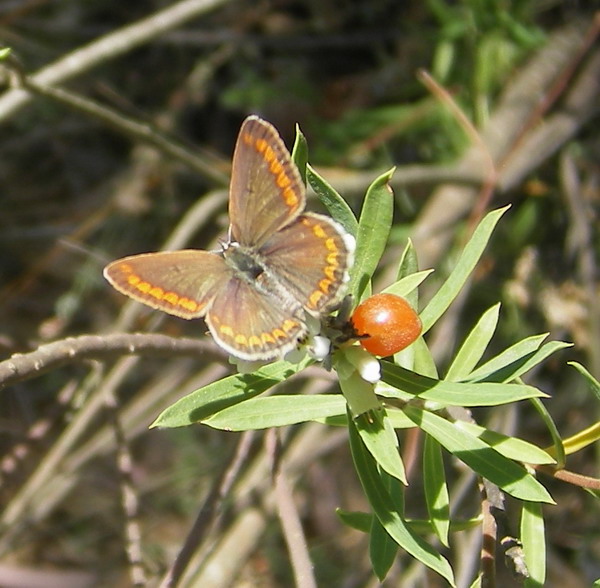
[312,224,327,239]
[261,332,276,345]
[256,138,267,153]
[276,172,291,189]
[164,292,179,305]
[270,159,283,175]
[308,290,325,309]
[319,279,332,293]
[283,187,298,207]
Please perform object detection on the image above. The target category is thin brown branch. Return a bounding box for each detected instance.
[105,387,147,587]
[0,0,231,122]
[0,333,221,390]
[480,481,497,588]
[160,430,256,588]
[5,57,228,186]
[272,431,317,588]
[0,380,78,489]
[536,465,600,490]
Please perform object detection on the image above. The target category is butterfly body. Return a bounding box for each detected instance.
[104,116,354,361]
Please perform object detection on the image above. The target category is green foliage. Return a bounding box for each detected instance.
[149,121,589,583]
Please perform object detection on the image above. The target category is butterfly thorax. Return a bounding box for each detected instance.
[223,242,303,313]
[223,243,264,280]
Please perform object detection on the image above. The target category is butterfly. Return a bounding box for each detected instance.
[104,116,354,361]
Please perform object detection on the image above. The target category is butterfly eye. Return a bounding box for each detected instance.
[351,293,422,357]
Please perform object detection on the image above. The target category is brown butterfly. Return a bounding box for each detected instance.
[104,116,354,361]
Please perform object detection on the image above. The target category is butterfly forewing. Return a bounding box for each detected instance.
[229,116,305,247]
[104,251,230,320]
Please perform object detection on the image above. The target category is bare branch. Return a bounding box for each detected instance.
[0,333,221,390]
[0,0,231,122]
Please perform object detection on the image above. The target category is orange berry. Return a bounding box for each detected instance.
[351,293,421,356]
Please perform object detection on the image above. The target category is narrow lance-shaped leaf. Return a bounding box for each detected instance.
[403,406,554,503]
[522,501,546,587]
[355,410,407,484]
[382,270,433,300]
[392,239,420,307]
[420,206,509,333]
[445,303,501,382]
[465,333,548,381]
[152,356,312,428]
[568,361,600,402]
[380,362,547,407]
[307,163,358,236]
[454,421,555,465]
[423,435,450,547]
[348,413,456,585]
[412,336,439,378]
[202,394,347,431]
[349,168,395,301]
[469,340,572,383]
[291,123,309,184]
[370,517,398,581]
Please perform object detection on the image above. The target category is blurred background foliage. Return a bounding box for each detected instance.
[0,0,599,586]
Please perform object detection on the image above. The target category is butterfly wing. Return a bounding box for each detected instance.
[206,276,307,360]
[259,212,354,315]
[229,116,305,247]
[103,250,230,319]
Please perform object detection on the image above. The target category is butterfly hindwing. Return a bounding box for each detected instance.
[258,212,354,315]
[206,276,307,360]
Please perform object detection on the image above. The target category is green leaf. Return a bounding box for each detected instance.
[336,508,372,532]
[393,239,421,308]
[356,410,407,484]
[291,123,309,184]
[412,336,439,378]
[349,168,395,301]
[468,340,572,383]
[403,406,554,503]
[486,341,573,382]
[568,361,600,402]
[419,206,509,333]
[382,270,434,299]
[465,333,548,381]
[423,435,450,547]
[337,508,482,535]
[529,397,565,468]
[202,394,347,430]
[454,422,555,465]
[379,362,547,406]
[370,517,398,581]
[348,414,456,585]
[306,163,358,236]
[385,407,416,429]
[151,357,311,428]
[445,303,501,381]
[320,414,348,427]
[522,501,546,587]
